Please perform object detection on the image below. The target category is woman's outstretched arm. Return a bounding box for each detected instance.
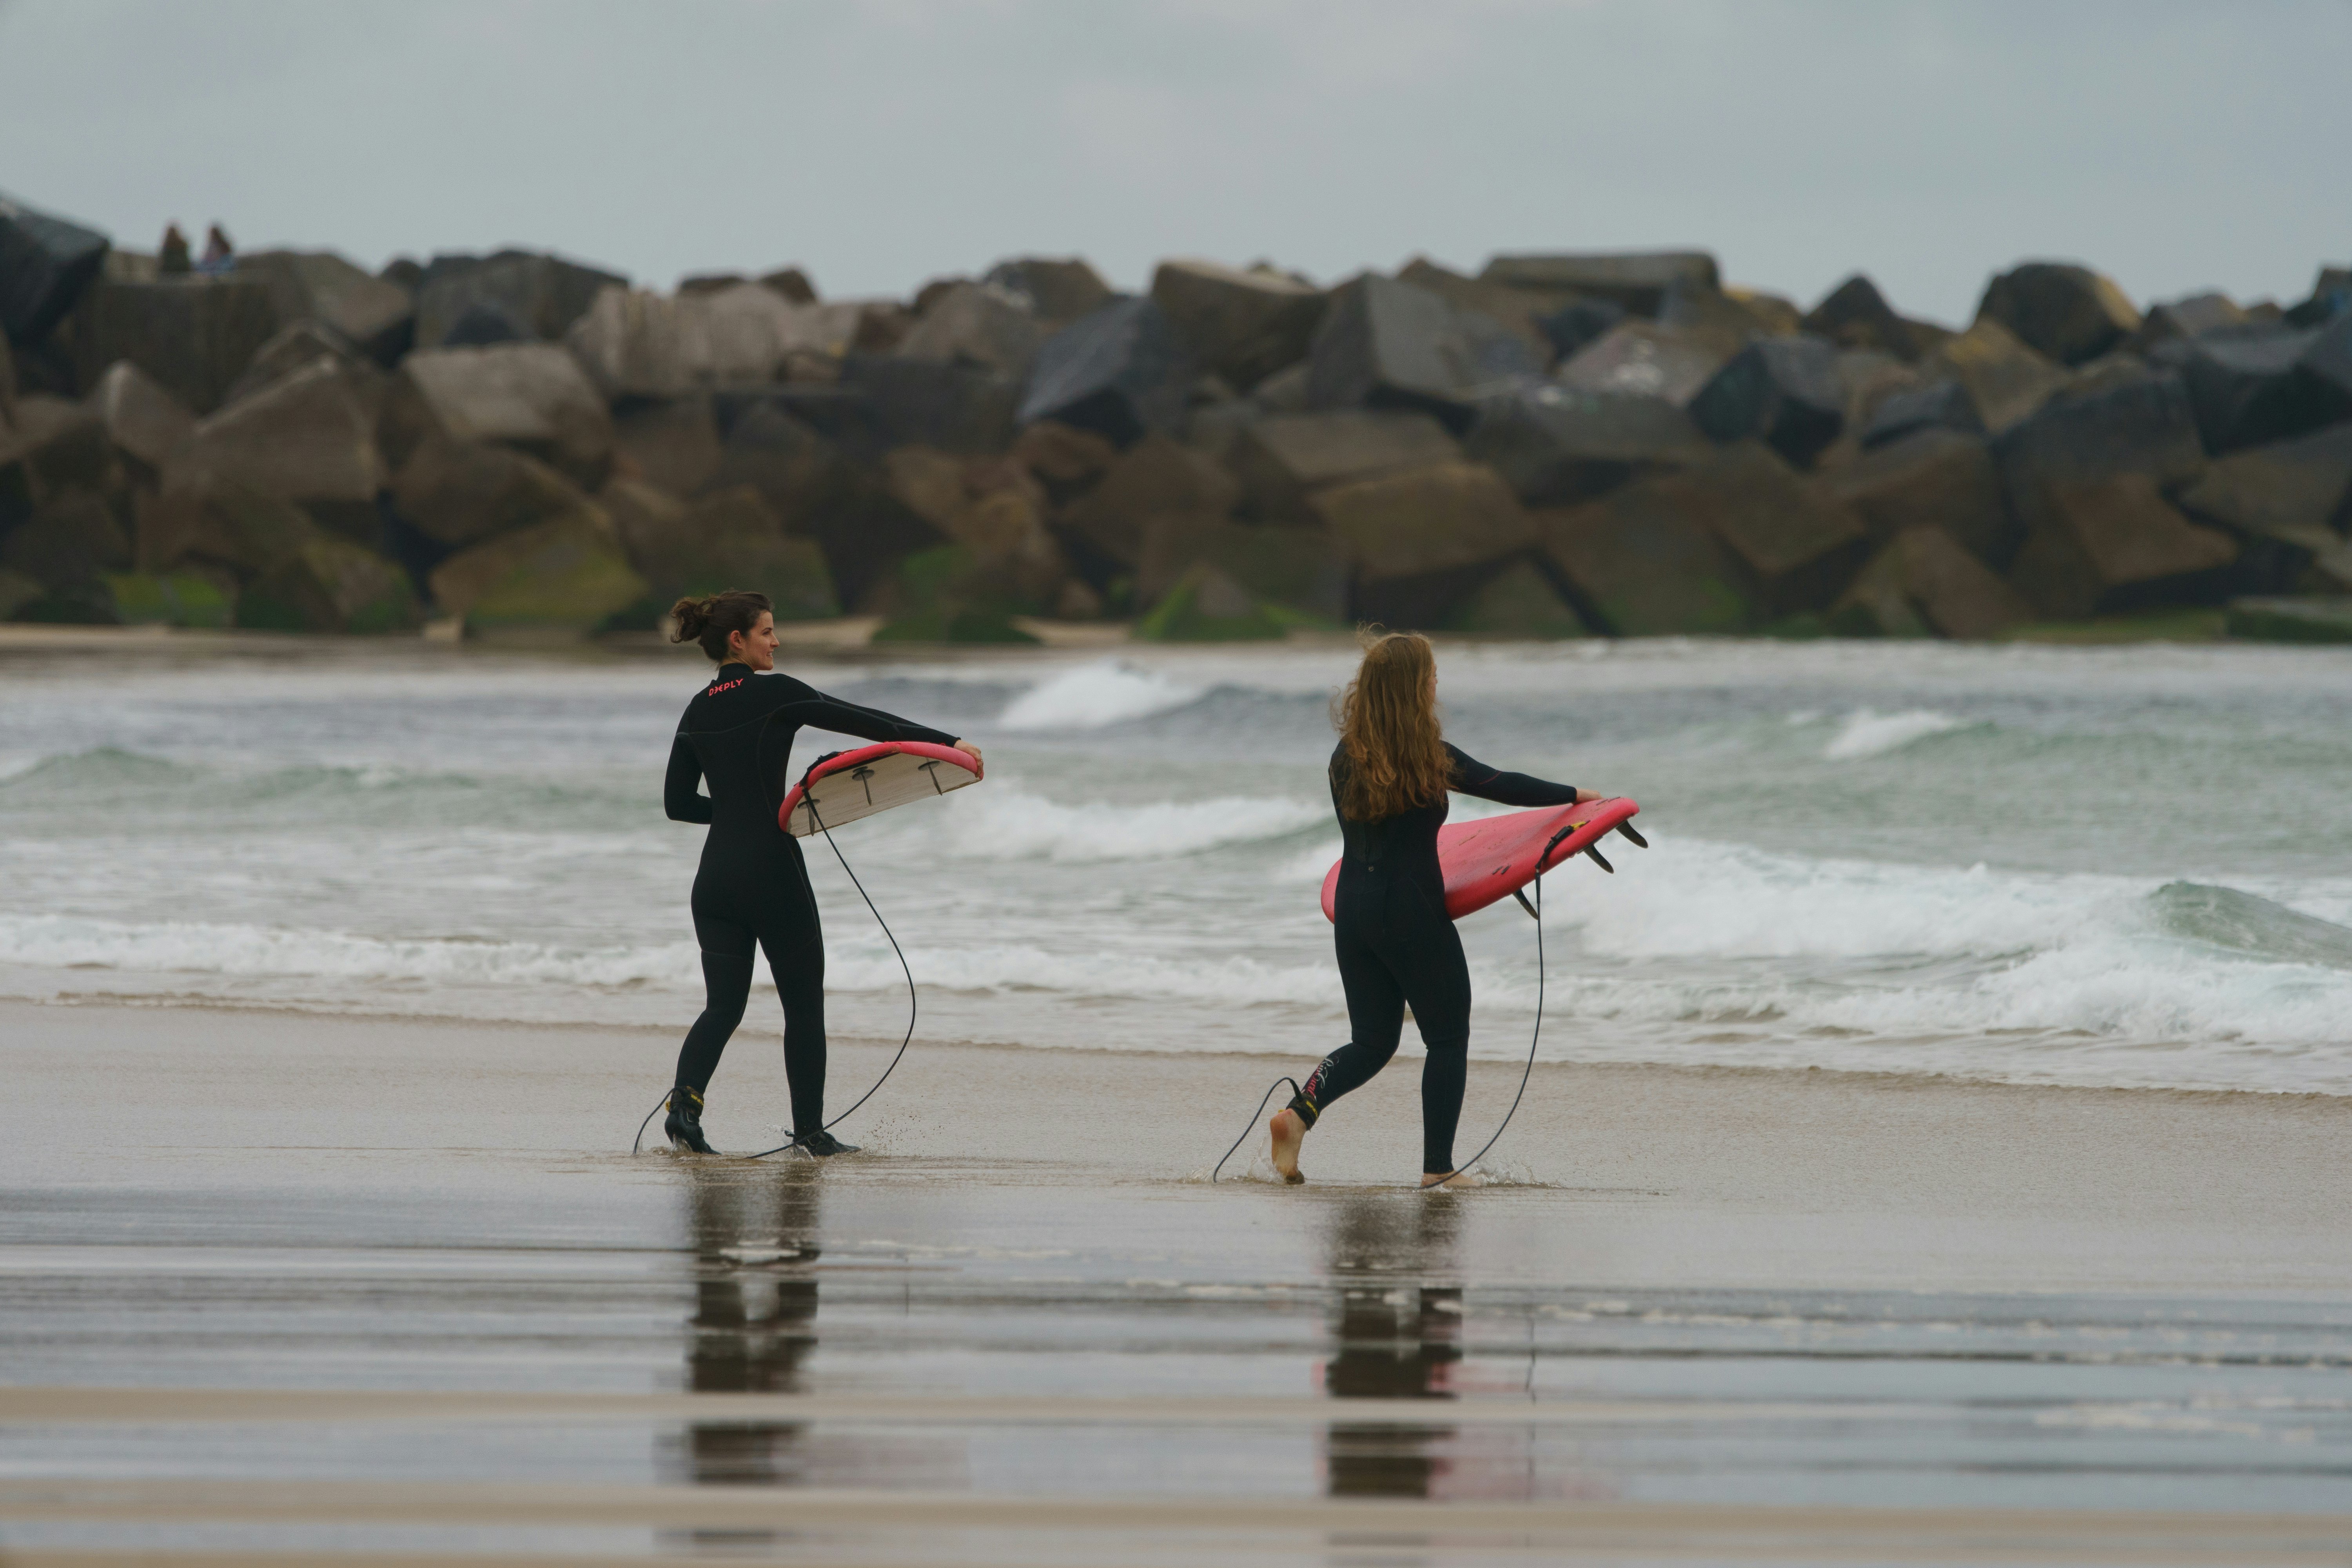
[1445,742,1592,807]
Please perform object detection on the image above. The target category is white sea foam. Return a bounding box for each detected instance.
[929,784,1326,862]
[997,661,1203,730]
[1822,707,1969,760]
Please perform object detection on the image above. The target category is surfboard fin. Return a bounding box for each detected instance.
[1584,844,1615,874]
[1510,886,1539,919]
[1615,822,1648,849]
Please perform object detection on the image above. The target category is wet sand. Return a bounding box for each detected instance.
[2,999,2349,1564]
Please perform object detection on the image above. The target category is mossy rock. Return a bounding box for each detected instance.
[240,539,419,634]
[1134,563,1287,642]
[872,606,1040,644]
[2224,597,2352,645]
[1446,560,1587,638]
[1995,608,2227,645]
[104,572,234,629]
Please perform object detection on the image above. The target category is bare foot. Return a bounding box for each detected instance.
[1269,1108,1306,1184]
[1419,1169,1473,1189]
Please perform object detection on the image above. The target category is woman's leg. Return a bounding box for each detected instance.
[675,912,756,1094]
[1271,923,1407,1181]
[1396,919,1474,1179]
[759,922,828,1136]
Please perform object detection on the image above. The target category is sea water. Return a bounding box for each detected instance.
[4,636,2350,1094]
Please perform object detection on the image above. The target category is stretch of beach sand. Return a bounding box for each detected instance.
[2,999,2348,1564]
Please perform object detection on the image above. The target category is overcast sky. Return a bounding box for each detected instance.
[2,0,2344,325]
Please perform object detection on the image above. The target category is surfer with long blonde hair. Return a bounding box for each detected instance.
[1270,631,1597,1187]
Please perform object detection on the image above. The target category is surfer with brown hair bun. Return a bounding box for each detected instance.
[658,590,980,1156]
[1270,631,1597,1189]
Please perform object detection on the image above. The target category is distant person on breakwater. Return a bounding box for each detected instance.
[655,589,982,1157]
[1268,631,1603,1189]
[158,223,191,274]
[196,224,236,274]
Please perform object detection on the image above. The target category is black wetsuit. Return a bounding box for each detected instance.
[1297,743,1579,1174]
[664,663,956,1132]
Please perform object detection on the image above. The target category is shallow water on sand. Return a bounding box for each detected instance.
[5,635,2352,1093]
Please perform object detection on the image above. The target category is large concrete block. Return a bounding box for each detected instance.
[1309,460,1535,625]
[982,257,1114,325]
[2173,424,2352,593]
[1535,480,1753,636]
[389,434,591,550]
[1688,336,1845,467]
[1554,321,1731,407]
[1135,516,1345,619]
[1534,296,1628,362]
[1917,318,2067,434]
[0,395,113,513]
[1230,409,1459,522]
[2007,474,2238,619]
[1478,251,1719,316]
[1829,426,2008,560]
[1464,383,1709,506]
[136,477,315,580]
[2127,292,2250,354]
[414,250,626,348]
[1018,297,1189,448]
[709,403,940,607]
[1831,524,2033,640]
[1672,441,1871,616]
[882,446,1067,606]
[612,395,723,497]
[1129,561,1288,642]
[1992,368,2205,566]
[1802,274,1922,361]
[1305,275,1540,432]
[1657,280,1791,348]
[2283,267,2351,328]
[0,489,131,597]
[383,343,614,487]
[1975,261,2141,366]
[85,361,194,472]
[427,508,643,634]
[239,535,419,633]
[69,277,278,413]
[566,282,818,398]
[896,282,1046,377]
[1446,557,1588,637]
[837,353,1019,457]
[221,321,385,415]
[1054,433,1239,570]
[1394,258,1555,358]
[1860,377,1983,450]
[236,250,414,362]
[2153,325,2352,453]
[2174,423,2352,538]
[0,192,108,345]
[2300,310,2352,402]
[612,481,837,621]
[1150,259,1326,392]
[172,359,385,535]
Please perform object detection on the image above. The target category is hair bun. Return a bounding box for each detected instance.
[669,595,715,641]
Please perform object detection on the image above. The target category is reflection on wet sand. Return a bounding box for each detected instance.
[671,1161,825,1488]
[1319,1194,1463,1499]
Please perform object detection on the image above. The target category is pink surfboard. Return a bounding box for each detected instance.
[779,742,983,837]
[1320,797,1643,923]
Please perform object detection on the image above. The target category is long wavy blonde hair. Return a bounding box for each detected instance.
[1334,631,1450,821]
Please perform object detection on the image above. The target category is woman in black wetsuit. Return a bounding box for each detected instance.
[659,590,978,1156]
[1269,632,1597,1189]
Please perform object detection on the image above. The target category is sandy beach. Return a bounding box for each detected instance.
[3,998,2349,1565]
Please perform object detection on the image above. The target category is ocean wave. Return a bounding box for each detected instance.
[1821,707,1971,760]
[922,783,1328,862]
[0,913,698,989]
[996,661,1203,730]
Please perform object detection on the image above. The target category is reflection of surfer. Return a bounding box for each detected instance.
[659,591,980,1155]
[1272,633,1597,1189]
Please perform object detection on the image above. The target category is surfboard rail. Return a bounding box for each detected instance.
[1319,797,1642,923]
[779,741,983,837]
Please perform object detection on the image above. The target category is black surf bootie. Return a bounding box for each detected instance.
[664,1086,715,1154]
[793,1129,859,1158]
